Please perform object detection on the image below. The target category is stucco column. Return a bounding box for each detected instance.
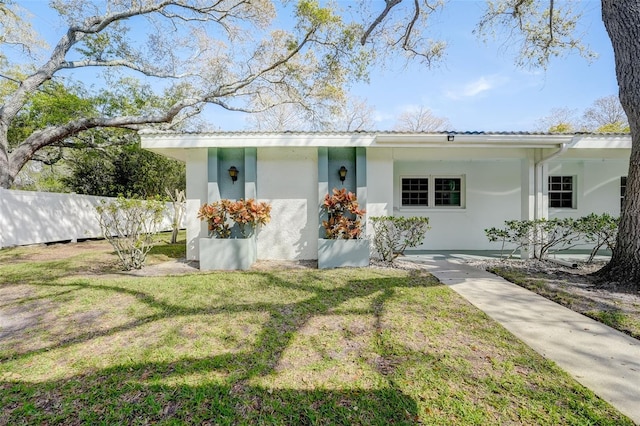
[356,147,367,231]
[520,154,535,259]
[187,148,209,261]
[318,147,329,238]
[244,148,257,199]
[207,148,221,203]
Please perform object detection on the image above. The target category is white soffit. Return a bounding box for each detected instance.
[140,131,631,150]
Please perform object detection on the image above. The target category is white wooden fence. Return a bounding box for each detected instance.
[0,188,177,249]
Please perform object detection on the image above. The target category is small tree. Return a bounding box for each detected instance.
[165,188,186,244]
[371,216,430,263]
[95,196,166,271]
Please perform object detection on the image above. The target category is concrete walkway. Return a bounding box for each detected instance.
[404,254,640,425]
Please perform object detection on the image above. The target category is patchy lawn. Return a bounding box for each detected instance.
[0,240,633,425]
[483,259,640,340]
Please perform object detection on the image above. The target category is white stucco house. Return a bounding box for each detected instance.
[140,131,631,262]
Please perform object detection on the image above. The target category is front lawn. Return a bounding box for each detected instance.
[0,241,632,425]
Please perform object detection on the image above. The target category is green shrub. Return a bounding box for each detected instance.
[486,218,578,259]
[96,196,166,270]
[371,216,430,262]
[573,213,618,263]
[486,214,618,262]
[485,220,534,259]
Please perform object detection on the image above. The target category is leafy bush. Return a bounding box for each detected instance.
[485,219,532,259]
[486,214,619,263]
[197,200,233,238]
[227,199,272,237]
[486,218,578,260]
[321,188,366,239]
[371,216,430,262]
[95,196,166,270]
[197,199,271,238]
[573,213,618,263]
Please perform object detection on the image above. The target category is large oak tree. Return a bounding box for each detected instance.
[0,0,365,188]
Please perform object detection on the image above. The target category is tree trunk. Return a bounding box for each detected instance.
[0,169,13,189]
[0,128,16,189]
[596,0,640,287]
[0,154,13,189]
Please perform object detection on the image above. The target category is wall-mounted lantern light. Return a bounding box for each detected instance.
[228,166,239,183]
[447,134,455,142]
[338,166,348,183]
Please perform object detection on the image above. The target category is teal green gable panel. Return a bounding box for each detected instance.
[218,148,245,200]
[328,147,356,193]
[207,148,218,183]
[318,147,328,183]
[356,147,366,187]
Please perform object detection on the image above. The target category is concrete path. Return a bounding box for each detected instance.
[405,254,640,425]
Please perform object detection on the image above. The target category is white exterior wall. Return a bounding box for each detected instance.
[366,148,394,216]
[185,148,208,260]
[547,159,628,219]
[141,132,631,257]
[256,147,318,260]
[366,148,394,237]
[393,159,523,250]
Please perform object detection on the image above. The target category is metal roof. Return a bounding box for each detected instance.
[139,129,631,137]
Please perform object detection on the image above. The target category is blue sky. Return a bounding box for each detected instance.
[346,1,618,131]
[20,1,617,132]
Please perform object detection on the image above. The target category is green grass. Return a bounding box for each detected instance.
[148,231,188,260]
[0,243,633,425]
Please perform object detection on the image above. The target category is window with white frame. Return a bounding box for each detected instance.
[548,175,574,208]
[401,177,429,206]
[621,176,627,209]
[401,176,464,208]
[434,177,462,206]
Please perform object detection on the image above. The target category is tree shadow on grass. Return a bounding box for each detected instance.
[0,268,441,424]
[2,360,420,424]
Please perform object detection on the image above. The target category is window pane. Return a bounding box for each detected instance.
[434,178,461,206]
[401,178,428,206]
[548,176,573,208]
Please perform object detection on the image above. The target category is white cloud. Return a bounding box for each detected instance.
[445,75,506,100]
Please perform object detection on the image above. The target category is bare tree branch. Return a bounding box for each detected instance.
[361,0,403,45]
